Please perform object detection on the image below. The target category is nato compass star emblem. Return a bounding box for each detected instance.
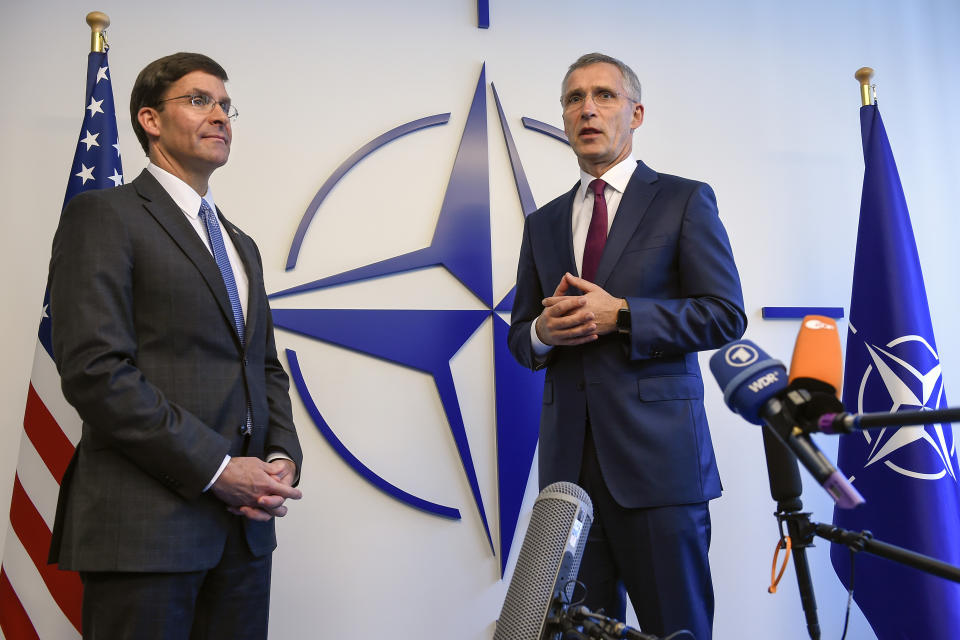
[853,332,958,481]
[269,64,569,574]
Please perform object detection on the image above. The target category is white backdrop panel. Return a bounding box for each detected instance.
[3,1,960,638]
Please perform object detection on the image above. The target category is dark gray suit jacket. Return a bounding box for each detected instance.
[508,161,746,509]
[47,169,302,572]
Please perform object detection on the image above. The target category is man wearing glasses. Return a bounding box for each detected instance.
[47,52,302,639]
[508,52,746,640]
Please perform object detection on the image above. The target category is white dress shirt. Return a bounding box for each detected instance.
[146,163,249,321]
[530,156,639,356]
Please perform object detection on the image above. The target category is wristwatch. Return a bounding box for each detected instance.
[616,303,631,335]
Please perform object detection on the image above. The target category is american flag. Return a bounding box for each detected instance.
[0,49,123,640]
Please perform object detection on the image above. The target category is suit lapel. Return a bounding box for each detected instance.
[548,184,580,277]
[131,170,243,349]
[594,161,659,287]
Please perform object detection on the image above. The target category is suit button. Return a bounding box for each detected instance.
[576,381,585,391]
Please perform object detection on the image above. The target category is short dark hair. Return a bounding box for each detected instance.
[129,52,228,155]
[562,52,642,104]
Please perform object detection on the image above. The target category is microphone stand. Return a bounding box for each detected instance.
[766,511,960,640]
[804,522,960,584]
[778,510,822,640]
[761,427,822,640]
[762,396,960,639]
[769,510,960,640]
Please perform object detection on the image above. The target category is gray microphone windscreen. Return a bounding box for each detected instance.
[494,481,593,640]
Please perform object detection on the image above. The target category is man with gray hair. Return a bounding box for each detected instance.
[508,52,746,639]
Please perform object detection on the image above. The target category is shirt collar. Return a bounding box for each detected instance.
[576,156,638,202]
[146,162,217,219]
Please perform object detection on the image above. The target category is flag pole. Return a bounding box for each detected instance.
[86,11,110,53]
[855,66,874,106]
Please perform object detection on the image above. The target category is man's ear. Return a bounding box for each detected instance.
[630,102,645,130]
[138,106,161,139]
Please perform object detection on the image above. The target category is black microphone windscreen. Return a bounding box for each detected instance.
[761,425,803,509]
[494,482,593,640]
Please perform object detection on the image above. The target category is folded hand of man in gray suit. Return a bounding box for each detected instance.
[213,458,302,521]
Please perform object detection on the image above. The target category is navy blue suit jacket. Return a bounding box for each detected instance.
[507,161,746,508]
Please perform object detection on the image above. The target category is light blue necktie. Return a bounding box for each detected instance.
[199,200,252,435]
[199,200,245,343]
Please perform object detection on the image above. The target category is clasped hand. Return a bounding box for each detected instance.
[211,457,302,522]
[535,273,624,346]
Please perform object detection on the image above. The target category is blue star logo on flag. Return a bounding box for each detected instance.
[850,332,956,481]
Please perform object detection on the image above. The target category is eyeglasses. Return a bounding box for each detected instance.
[158,93,239,121]
[562,89,638,111]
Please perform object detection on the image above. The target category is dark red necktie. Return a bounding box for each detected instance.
[581,178,608,282]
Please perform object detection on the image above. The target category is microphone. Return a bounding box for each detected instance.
[788,316,843,393]
[780,316,848,639]
[787,318,960,433]
[787,315,845,423]
[709,340,864,509]
[712,337,823,638]
[779,316,960,435]
[761,419,803,509]
[494,481,593,640]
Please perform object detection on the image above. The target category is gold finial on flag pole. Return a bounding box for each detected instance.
[855,67,875,107]
[86,11,110,53]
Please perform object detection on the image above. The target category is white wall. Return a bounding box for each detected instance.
[2,1,959,638]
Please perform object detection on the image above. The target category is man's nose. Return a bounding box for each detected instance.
[580,93,599,115]
[209,103,228,124]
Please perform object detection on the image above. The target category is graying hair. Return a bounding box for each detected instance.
[562,53,642,103]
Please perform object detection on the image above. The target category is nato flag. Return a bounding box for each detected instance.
[832,103,960,638]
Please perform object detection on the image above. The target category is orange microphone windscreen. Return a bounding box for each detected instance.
[788,315,843,397]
